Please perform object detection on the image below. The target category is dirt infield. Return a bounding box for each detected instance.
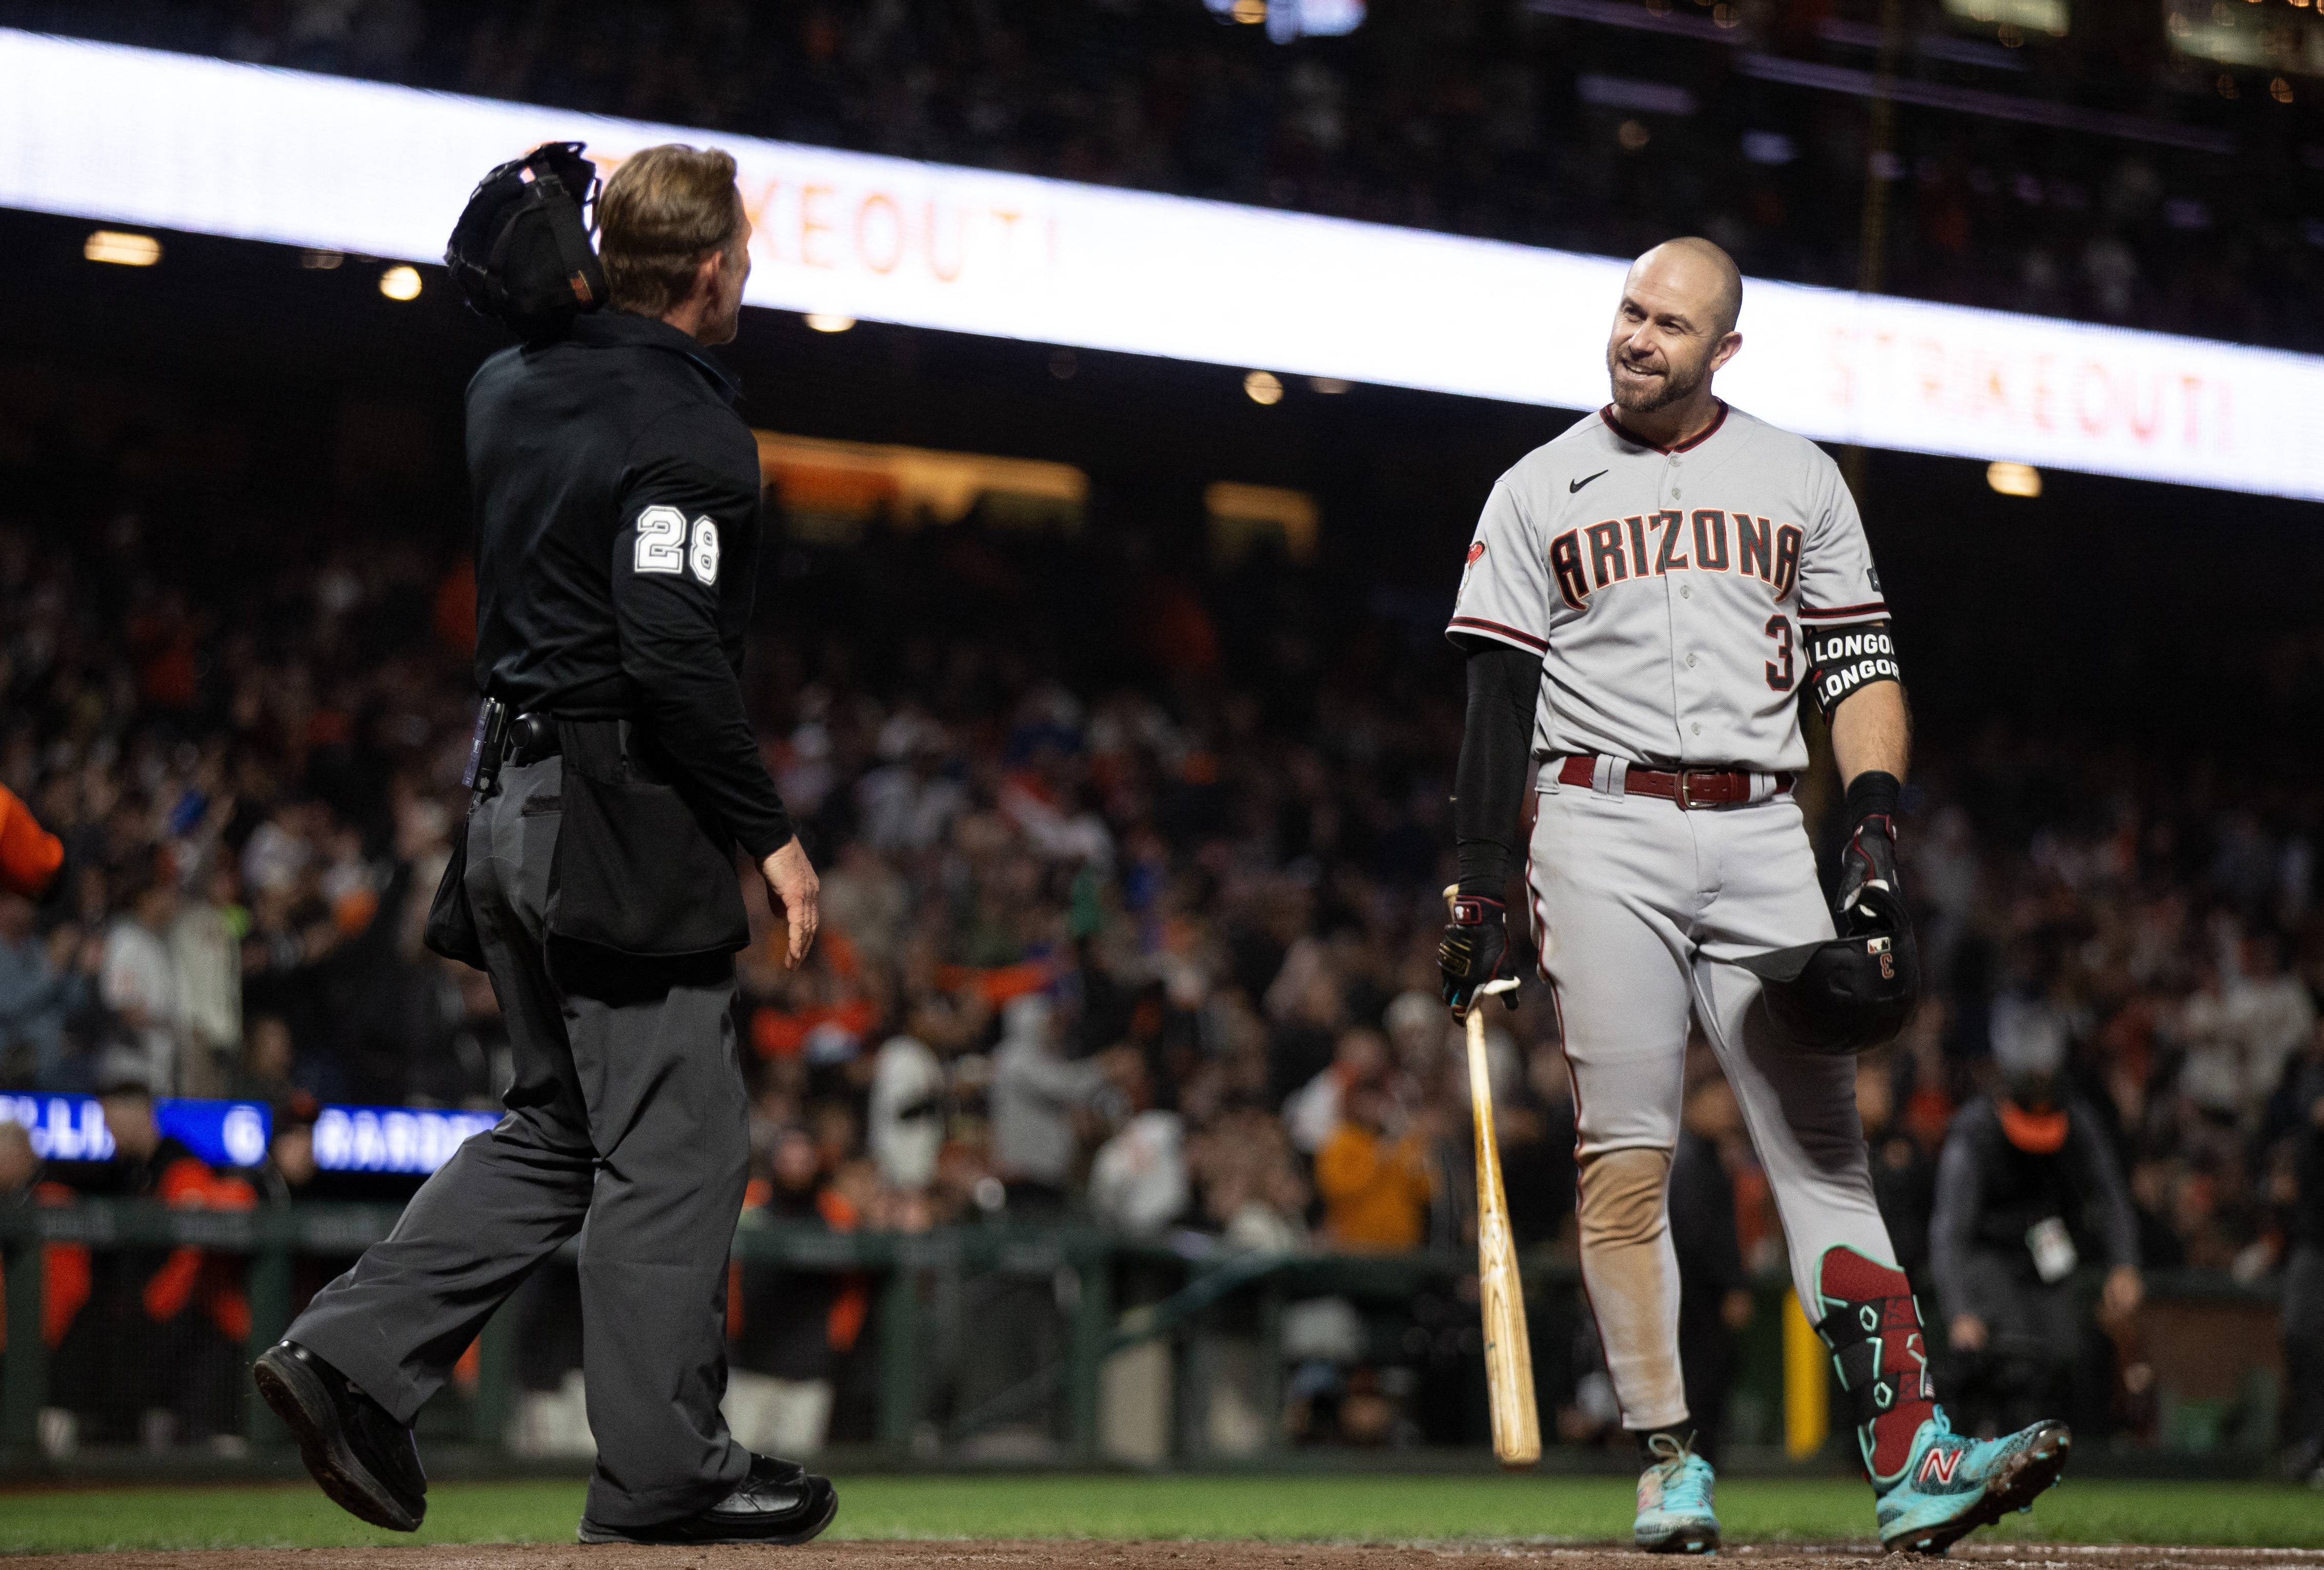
[12,1543,2324,1570]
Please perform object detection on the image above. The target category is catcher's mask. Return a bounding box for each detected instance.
[445,141,607,341]
[1731,888,1920,1056]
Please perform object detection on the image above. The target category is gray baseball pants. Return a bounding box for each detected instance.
[1529,774,1896,1431]
[286,753,752,1528]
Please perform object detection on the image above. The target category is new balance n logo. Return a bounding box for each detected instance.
[1916,1445,1962,1486]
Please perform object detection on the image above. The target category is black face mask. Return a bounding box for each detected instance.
[444,141,609,341]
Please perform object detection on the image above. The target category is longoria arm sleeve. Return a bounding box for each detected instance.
[611,440,795,861]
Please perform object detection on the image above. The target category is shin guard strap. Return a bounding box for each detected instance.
[1814,1297,1914,1432]
[1813,1247,1936,1483]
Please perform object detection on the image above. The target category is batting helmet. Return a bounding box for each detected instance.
[1733,892,1919,1056]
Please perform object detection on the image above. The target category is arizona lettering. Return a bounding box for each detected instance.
[1548,514,1805,606]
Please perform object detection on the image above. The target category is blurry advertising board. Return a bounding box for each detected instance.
[309,1105,496,1175]
[3,28,2321,499]
[0,1094,270,1168]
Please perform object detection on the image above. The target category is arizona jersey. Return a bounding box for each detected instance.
[1447,401,1886,776]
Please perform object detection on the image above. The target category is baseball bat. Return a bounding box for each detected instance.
[1465,975,1540,1467]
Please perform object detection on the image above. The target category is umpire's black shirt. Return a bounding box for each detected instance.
[468,309,792,860]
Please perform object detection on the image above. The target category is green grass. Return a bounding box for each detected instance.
[0,1475,2318,1555]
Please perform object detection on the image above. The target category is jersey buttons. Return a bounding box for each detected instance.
[1680,585,1692,599]
[1686,654,1697,668]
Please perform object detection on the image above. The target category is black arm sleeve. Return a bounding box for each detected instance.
[611,450,795,862]
[1453,640,1542,894]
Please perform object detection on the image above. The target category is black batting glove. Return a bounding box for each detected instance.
[1835,770,1906,930]
[1439,891,1518,1017]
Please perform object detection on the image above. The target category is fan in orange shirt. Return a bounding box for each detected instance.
[1314,1088,1437,1253]
[0,784,63,900]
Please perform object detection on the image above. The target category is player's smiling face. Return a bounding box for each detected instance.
[1605,245,1742,415]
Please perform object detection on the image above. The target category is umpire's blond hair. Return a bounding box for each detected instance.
[596,145,746,318]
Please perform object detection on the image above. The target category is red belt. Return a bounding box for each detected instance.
[1554,755,1792,809]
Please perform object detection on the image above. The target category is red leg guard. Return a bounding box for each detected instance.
[1813,1246,1938,1485]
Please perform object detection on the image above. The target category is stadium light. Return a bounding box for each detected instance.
[301,249,343,269]
[1310,377,1350,394]
[84,229,159,266]
[1987,461,2042,497]
[1244,370,1284,405]
[805,312,856,333]
[378,264,421,300]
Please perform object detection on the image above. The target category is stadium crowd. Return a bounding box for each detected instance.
[0,407,2318,1465]
[9,0,2323,354]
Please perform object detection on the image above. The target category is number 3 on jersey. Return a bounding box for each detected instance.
[634,504,721,587]
[1764,614,1794,692]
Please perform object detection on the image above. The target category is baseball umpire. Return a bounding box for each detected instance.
[1929,1008,2140,1440]
[252,144,835,1547]
[1437,238,2068,1555]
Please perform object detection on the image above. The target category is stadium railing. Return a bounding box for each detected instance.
[0,1202,2286,1473]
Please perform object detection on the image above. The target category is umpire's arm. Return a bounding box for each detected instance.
[1927,1108,1994,1352]
[612,448,819,966]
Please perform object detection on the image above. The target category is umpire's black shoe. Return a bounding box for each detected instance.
[577,1453,838,1546]
[252,1340,427,1533]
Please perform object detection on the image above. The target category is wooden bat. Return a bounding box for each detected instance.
[1466,974,1540,1467]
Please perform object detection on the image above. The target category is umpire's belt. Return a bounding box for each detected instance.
[1553,754,1792,809]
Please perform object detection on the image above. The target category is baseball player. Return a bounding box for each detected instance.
[1437,238,2069,1555]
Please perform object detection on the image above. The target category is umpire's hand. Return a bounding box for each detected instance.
[759,837,821,969]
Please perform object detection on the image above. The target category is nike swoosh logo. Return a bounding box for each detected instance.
[1569,470,1608,493]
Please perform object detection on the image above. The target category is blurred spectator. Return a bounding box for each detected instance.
[1671,1074,1753,1466]
[729,1125,865,1459]
[2176,935,2313,1133]
[0,1119,33,1195]
[1088,1109,1188,1234]
[1313,1086,1434,1253]
[227,1014,300,1108]
[0,894,93,1086]
[987,994,1110,1213]
[1191,1105,1311,1253]
[168,855,244,1099]
[1857,1054,1936,1288]
[1283,1026,1390,1155]
[1931,1027,2141,1439]
[98,871,186,1096]
[49,1070,257,1450]
[866,1033,944,1193]
[0,1116,90,1454]
[0,782,65,899]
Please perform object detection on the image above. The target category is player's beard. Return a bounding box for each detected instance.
[1607,339,1711,414]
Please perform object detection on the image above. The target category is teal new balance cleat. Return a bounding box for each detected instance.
[1875,1411,2072,1556]
[1633,1432,1720,1555]
[1807,1246,2070,1556]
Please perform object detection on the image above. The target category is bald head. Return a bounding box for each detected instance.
[1605,236,1745,427]
[1633,237,1743,338]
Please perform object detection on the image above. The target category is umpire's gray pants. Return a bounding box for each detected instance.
[287,754,751,1528]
